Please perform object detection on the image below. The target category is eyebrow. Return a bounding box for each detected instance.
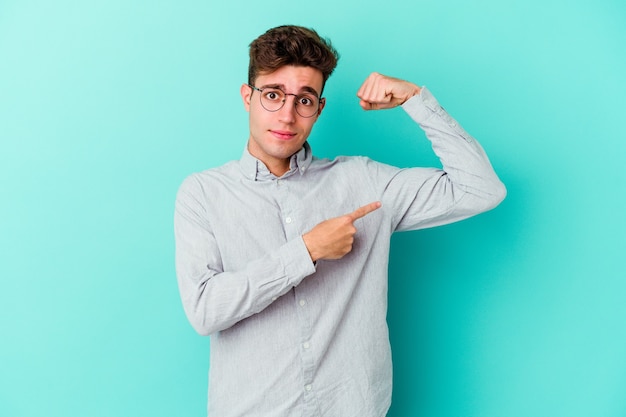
[258,83,321,98]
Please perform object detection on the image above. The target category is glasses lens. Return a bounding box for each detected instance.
[259,88,285,112]
[294,94,319,118]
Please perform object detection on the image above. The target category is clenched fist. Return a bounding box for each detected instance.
[357,72,421,110]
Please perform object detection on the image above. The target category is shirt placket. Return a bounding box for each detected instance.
[274,176,320,416]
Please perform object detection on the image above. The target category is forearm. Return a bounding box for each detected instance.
[176,235,314,335]
[174,177,315,335]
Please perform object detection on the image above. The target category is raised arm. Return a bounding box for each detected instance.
[357,72,506,230]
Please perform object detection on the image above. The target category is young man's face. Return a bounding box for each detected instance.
[241,65,325,176]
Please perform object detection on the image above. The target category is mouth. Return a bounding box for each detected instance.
[270,130,297,140]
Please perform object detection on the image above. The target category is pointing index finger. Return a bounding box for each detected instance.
[348,201,382,221]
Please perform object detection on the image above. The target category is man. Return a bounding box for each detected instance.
[175,25,505,417]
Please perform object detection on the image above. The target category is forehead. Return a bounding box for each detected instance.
[255,65,324,95]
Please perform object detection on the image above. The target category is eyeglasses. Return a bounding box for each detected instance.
[247,84,323,118]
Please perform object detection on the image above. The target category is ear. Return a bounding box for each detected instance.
[316,97,326,117]
[240,84,252,111]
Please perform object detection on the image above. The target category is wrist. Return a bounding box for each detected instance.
[302,233,319,262]
[402,84,421,104]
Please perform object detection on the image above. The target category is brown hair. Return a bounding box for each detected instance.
[248,25,340,93]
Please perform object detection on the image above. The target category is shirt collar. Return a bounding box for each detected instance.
[240,142,313,181]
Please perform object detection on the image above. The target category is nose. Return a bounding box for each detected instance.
[277,95,297,123]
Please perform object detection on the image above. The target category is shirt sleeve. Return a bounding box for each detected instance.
[379,86,506,231]
[174,175,316,336]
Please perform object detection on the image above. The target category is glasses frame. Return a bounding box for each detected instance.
[247,84,323,118]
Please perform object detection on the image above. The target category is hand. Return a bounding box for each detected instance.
[302,202,382,262]
[357,72,421,110]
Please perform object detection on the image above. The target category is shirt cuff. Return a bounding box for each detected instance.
[401,86,473,143]
[281,236,317,288]
[401,86,439,122]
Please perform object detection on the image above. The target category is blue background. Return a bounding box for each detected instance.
[1,0,625,416]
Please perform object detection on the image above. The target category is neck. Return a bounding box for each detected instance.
[267,162,290,177]
[247,146,291,177]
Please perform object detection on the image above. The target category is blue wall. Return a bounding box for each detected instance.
[1,0,625,416]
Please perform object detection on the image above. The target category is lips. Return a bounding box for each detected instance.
[270,130,297,140]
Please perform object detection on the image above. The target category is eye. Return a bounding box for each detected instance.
[264,89,283,101]
[298,95,316,107]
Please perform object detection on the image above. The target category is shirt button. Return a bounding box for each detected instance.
[285,217,292,224]
[305,384,312,392]
[299,299,306,307]
[303,342,310,349]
